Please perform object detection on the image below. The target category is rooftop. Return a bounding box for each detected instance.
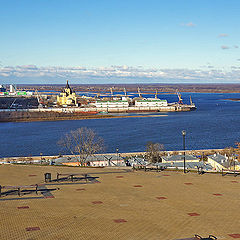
[162,154,199,162]
[208,154,230,168]
[0,165,239,239]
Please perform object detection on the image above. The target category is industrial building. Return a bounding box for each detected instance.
[135,98,168,107]
[94,100,129,108]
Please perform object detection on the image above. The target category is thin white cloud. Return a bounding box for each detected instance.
[218,33,228,37]
[181,22,196,27]
[221,45,230,50]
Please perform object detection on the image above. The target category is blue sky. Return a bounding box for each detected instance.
[0,0,240,83]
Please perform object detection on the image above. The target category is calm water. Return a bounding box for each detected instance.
[1,92,240,157]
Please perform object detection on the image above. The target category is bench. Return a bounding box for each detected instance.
[132,165,145,171]
[144,165,166,172]
[56,173,98,183]
[0,184,41,197]
[222,169,240,177]
[176,235,217,240]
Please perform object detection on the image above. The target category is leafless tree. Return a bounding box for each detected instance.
[221,146,236,169]
[58,127,104,166]
[146,142,164,163]
[171,151,179,156]
[222,147,235,157]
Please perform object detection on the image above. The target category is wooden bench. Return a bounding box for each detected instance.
[56,173,98,183]
[132,165,145,171]
[222,169,240,177]
[176,234,217,239]
[0,184,41,197]
[144,165,166,172]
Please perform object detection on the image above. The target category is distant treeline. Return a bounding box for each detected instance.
[16,83,240,94]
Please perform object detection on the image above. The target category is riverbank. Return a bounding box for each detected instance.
[224,98,240,101]
[0,111,168,122]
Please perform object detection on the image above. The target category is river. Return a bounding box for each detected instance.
[1,92,240,157]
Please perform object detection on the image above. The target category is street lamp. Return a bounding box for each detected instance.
[116,148,119,166]
[40,152,43,165]
[182,130,186,173]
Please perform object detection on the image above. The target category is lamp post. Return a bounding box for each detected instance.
[116,148,119,166]
[182,130,186,173]
[40,152,43,165]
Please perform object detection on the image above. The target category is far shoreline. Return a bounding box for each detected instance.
[224,98,240,101]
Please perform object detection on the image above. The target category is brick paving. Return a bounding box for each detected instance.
[0,165,239,239]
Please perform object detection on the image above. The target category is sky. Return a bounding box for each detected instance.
[0,0,240,84]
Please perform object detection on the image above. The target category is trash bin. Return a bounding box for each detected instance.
[44,173,51,182]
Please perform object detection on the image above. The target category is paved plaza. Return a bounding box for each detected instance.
[0,165,239,239]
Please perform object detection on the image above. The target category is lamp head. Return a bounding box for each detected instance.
[182,130,186,136]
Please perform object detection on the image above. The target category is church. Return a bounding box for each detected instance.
[57,80,77,106]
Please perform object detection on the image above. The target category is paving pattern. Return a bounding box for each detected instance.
[0,165,240,239]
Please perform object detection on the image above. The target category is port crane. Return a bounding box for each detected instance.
[176,89,183,104]
[10,98,17,108]
[138,87,142,98]
[34,90,44,107]
[124,88,127,97]
[190,96,193,105]
[110,87,114,99]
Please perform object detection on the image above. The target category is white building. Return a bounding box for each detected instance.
[54,155,126,167]
[135,98,168,107]
[94,100,129,108]
[161,154,200,163]
[207,154,230,171]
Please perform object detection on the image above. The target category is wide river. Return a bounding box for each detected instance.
[1,92,240,157]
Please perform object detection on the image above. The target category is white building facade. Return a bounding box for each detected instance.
[94,100,129,108]
[135,98,168,107]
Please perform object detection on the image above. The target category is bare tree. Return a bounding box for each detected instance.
[146,142,164,163]
[222,147,235,157]
[234,142,240,163]
[58,127,104,166]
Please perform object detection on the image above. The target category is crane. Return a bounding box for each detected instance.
[34,90,44,107]
[190,96,193,105]
[138,87,142,98]
[124,88,127,97]
[176,89,183,104]
[110,87,113,99]
[10,98,17,108]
